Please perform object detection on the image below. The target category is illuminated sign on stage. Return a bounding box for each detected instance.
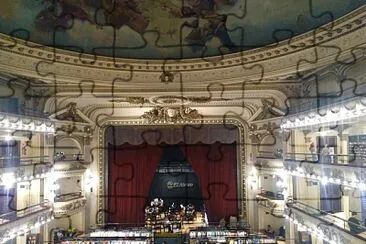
[167,181,194,190]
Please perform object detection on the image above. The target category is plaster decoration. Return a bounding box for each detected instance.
[0,206,53,243]
[252,99,285,121]
[149,96,190,106]
[0,112,54,133]
[109,97,149,105]
[50,102,95,125]
[141,106,202,123]
[0,6,364,86]
[96,117,248,224]
[160,72,174,84]
[285,205,354,244]
[53,197,87,217]
[281,96,366,129]
[187,96,212,104]
[248,121,279,144]
[0,164,51,185]
[256,195,285,217]
[54,102,86,123]
[282,160,366,190]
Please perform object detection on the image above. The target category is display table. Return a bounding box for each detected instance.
[188,228,277,244]
[57,228,153,244]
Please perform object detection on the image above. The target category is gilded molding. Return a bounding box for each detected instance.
[141,106,202,123]
[96,116,248,224]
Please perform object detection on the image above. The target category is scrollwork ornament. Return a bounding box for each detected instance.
[141,106,202,123]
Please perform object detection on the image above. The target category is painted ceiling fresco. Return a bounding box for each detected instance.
[0,0,364,59]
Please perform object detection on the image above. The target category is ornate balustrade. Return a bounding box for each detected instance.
[0,202,53,243]
[256,194,285,217]
[285,201,366,244]
[284,156,366,190]
[53,196,86,217]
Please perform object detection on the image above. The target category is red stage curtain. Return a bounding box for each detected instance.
[108,143,163,225]
[108,142,238,225]
[182,142,238,223]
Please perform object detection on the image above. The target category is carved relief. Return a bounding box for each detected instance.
[56,103,85,123]
[141,106,202,123]
[54,198,87,217]
[160,72,174,83]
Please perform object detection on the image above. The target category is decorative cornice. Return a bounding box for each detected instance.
[0,6,364,86]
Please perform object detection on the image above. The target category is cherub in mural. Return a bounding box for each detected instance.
[101,0,149,33]
[35,0,98,31]
[35,0,149,34]
[182,0,240,52]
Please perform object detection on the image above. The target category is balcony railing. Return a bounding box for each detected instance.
[0,201,53,243]
[54,192,84,202]
[0,155,51,168]
[53,193,86,217]
[0,201,51,225]
[54,153,84,163]
[286,201,366,243]
[256,192,285,217]
[284,153,366,190]
[286,153,366,165]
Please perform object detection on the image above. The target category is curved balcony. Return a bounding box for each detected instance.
[0,158,52,187]
[0,112,54,133]
[53,192,86,217]
[0,155,51,168]
[284,153,366,190]
[285,201,366,244]
[0,201,53,243]
[256,191,285,218]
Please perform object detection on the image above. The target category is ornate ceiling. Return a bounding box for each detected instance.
[0,5,364,88]
[0,0,363,60]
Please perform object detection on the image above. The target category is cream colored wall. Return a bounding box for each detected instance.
[57,176,82,195]
[55,137,82,155]
[294,177,320,209]
[260,174,279,194]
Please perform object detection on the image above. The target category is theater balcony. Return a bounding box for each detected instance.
[256,191,285,218]
[0,201,53,243]
[0,112,54,134]
[284,153,366,191]
[285,201,366,244]
[53,192,86,218]
[0,158,51,188]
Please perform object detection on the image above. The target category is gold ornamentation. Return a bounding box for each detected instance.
[141,106,202,123]
[97,117,248,224]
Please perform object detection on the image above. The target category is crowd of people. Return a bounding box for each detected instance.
[144,198,198,222]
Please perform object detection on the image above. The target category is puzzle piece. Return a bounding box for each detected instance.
[0,0,365,242]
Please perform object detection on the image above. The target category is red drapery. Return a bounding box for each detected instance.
[108,142,238,225]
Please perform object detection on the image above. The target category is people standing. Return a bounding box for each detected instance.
[309,142,317,162]
[321,144,330,163]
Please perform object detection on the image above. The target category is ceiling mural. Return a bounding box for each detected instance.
[0,0,364,59]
